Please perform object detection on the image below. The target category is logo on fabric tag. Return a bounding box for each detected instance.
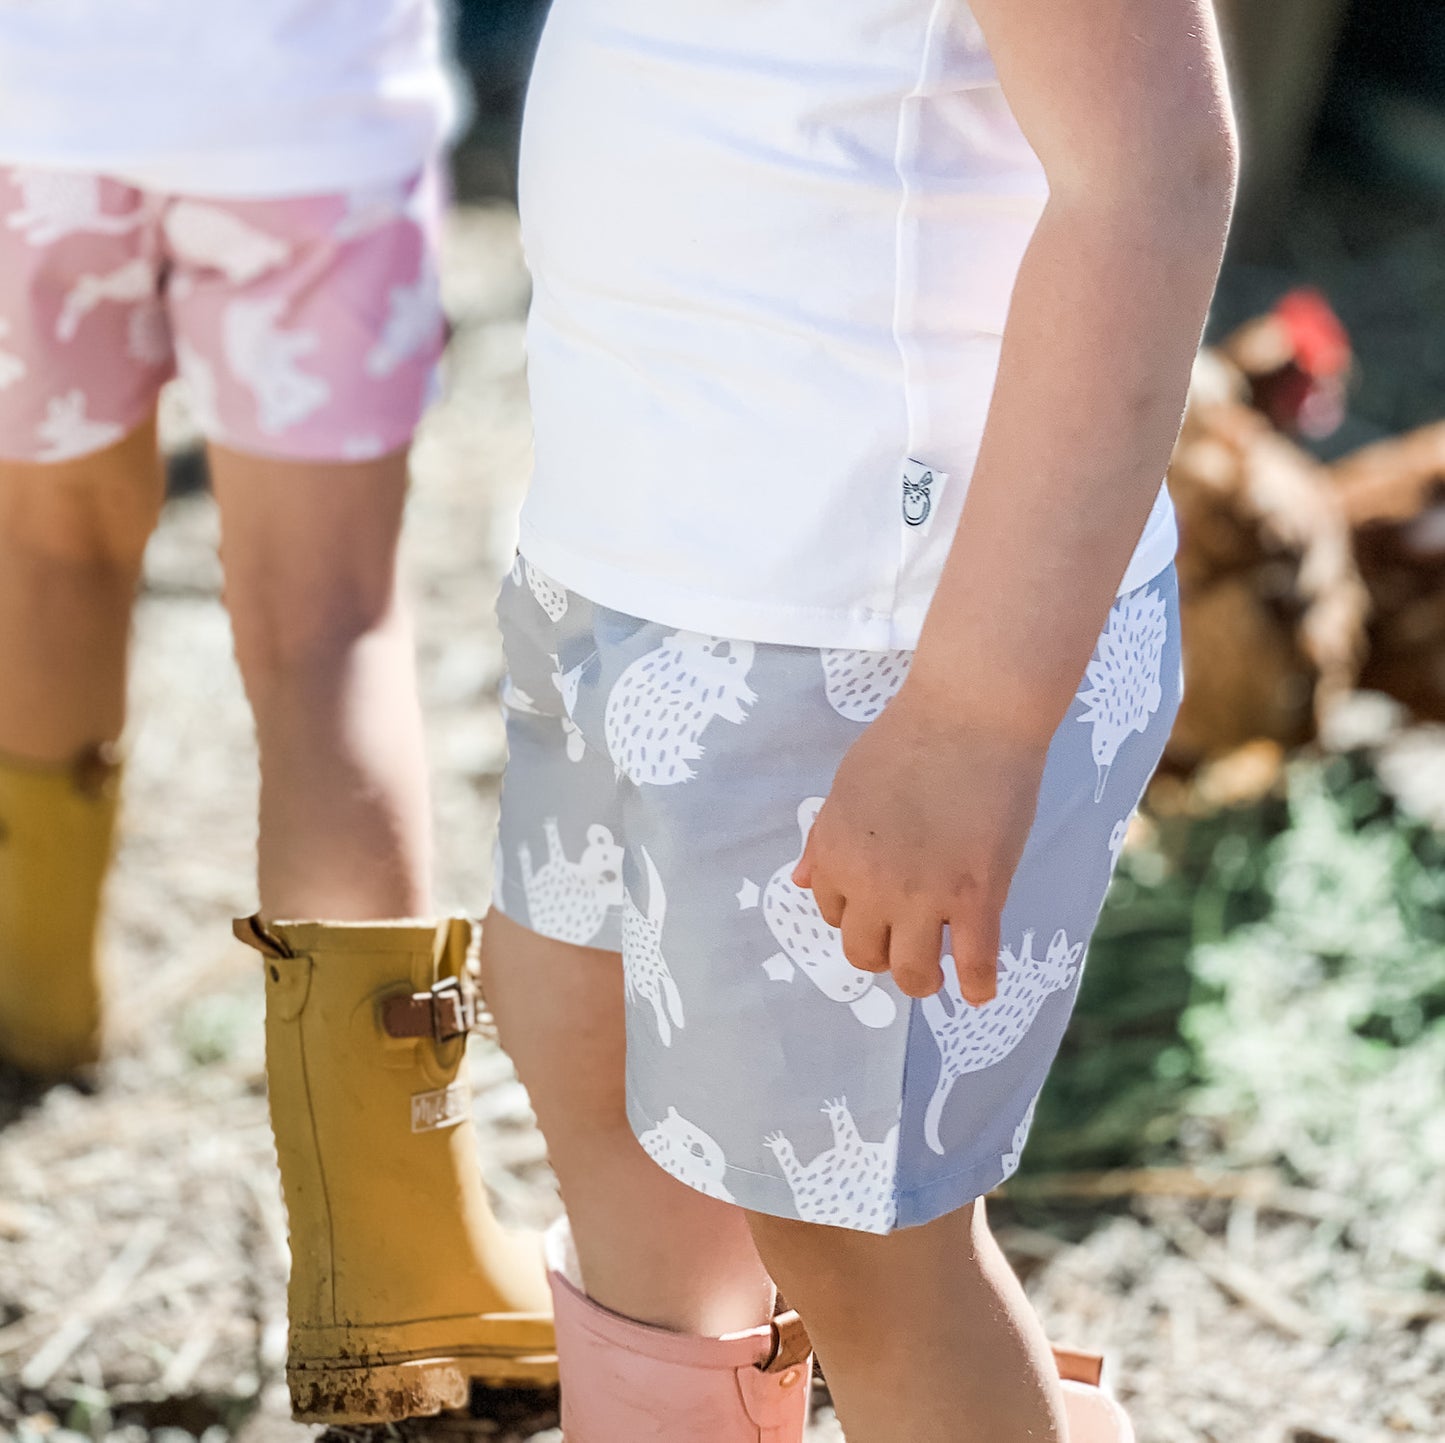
[411,1083,469,1133]
[902,459,948,533]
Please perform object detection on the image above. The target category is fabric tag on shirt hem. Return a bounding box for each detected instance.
[902,458,948,536]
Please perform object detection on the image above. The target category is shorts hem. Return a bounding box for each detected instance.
[625,1093,1014,1236]
[0,397,161,465]
[201,419,425,466]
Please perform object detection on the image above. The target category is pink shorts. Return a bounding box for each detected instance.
[0,166,446,464]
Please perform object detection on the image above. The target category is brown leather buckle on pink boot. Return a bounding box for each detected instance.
[545,1222,811,1442]
[1053,1344,1135,1443]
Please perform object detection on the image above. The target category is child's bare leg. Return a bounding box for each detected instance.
[480,907,774,1335]
[0,418,163,760]
[749,1198,1065,1443]
[211,444,431,919]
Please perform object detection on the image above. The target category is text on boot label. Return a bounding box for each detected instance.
[411,1083,469,1133]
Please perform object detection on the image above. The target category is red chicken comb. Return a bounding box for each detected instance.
[1272,287,1351,379]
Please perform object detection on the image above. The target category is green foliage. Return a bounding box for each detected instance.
[1028,751,1445,1279]
[1028,779,1282,1172]
[1182,759,1445,1279]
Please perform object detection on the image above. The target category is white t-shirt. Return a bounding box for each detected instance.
[517,0,1177,651]
[0,0,453,197]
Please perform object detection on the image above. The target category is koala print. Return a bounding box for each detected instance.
[765,1098,899,1234]
[1077,587,1168,801]
[639,1107,735,1201]
[921,928,1083,1154]
[621,847,686,1046]
[604,631,756,785]
[760,797,898,1027]
[519,818,624,946]
[820,648,912,723]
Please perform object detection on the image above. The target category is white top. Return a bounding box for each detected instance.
[0,0,453,197]
[517,0,1177,651]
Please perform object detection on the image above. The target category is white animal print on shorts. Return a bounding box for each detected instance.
[765,1098,900,1232]
[493,563,1183,1232]
[746,797,897,1028]
[622,847,686,1046]
[1077,586,1168,801]
[604,632,756,785]
[519,818,623,947]
[0,164,443,465]
[638,1107,736,1202]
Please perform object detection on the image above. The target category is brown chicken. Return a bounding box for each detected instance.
[1331,423,1445,721]
[1163,348,1369,770]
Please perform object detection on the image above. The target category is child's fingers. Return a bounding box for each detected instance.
[889,916,946,998]
[950,920,1000,1006]
[841,912,891,973]
[810,875,847,929]
[792,840,813,889]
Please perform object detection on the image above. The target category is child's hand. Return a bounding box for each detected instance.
[794,692,1049,1004]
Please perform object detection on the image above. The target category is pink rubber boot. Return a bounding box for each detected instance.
[1054,1345,1136,1443]
[545,1222,811,1443]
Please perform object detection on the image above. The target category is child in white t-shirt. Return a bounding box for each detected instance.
[0,0,555,1422]
[485,0,1236,1439]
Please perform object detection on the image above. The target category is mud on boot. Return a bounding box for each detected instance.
[236,914,558,1423]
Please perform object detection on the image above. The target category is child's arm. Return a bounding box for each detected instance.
[796,0,1236,1003]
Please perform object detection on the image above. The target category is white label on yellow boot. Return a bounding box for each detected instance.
[411,1083,469,1133]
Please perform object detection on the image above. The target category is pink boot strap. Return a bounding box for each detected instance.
[546,1226,811,1442]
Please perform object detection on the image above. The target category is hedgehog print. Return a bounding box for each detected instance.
[522,559,568,622]
[820,648,912,723]
[1077,587,1168,802]
[621,846,686,1046]
[739,797,898,1028]
[921,928,1083,1154]
[765,1098,899,1233]
[639,1107,735,1201]
[604,632,756,785]
[519,819,624,946]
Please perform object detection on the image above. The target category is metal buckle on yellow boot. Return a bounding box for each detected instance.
[236,913,559,1423]
[383,974,484,1044]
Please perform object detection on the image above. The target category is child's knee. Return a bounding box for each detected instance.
[225,558,400,684]
[0,438,161,574]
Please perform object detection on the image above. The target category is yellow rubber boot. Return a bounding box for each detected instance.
[234,914,558,1423]
[0,745,120,1077]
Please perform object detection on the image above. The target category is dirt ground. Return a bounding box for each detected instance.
[1,203,1439,1443]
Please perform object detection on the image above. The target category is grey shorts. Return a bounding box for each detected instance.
[493,557,1183,1233]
